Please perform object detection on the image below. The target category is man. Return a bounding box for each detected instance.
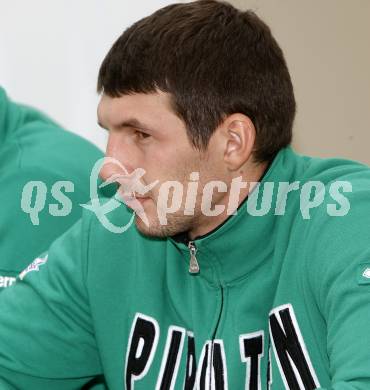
[1,1,370,389]
[0,86,105,286]
[0,87,107,388]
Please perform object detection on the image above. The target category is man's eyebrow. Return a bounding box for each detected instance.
[97,118,154,132]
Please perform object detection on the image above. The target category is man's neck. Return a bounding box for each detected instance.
[188,161,269,240]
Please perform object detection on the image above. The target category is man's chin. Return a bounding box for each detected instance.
[134,215,187,238]
[134,216,163,237]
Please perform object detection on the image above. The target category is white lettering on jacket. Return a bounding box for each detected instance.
[0,275,16,288]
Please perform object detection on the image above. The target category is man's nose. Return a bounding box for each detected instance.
[99,135,134,183]
[99,160,123,183]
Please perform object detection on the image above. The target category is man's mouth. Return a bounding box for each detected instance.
[121,193,150,200]
[135,196,150,204]
[119,192,150,209]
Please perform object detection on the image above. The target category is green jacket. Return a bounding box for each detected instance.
[0,86,104,285]
[0,145,369,389]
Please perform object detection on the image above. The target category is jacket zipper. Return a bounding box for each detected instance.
[188,241,200,274]
[209,286,224,389]
[187,240,224,388]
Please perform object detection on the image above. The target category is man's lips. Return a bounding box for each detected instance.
[135,197,150,203]
[121,194,150,201]
[119,192,150,210]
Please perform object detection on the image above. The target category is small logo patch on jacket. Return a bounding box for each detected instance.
[19,254,48,281]
[358,263,370,285]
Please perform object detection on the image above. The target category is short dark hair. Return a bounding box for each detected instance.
[97,0,296,162]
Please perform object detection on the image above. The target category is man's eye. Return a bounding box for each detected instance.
[135,130,151,140]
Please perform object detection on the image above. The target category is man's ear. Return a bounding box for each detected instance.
[223,114,256,171]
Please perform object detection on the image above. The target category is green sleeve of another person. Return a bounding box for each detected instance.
[0,86,108,281]
[0,214,104,388]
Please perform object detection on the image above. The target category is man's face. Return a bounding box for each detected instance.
[97,91,228,238]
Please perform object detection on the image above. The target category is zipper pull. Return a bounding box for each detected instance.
[188,241,200,274]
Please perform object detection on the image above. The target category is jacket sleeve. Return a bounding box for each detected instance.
[0,85,108,278]
[307,183,370,389]
[0,214,103,389]
[0,166,96,277]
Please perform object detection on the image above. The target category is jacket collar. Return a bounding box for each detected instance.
[0,87,22,146]
[168,146,305,285]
